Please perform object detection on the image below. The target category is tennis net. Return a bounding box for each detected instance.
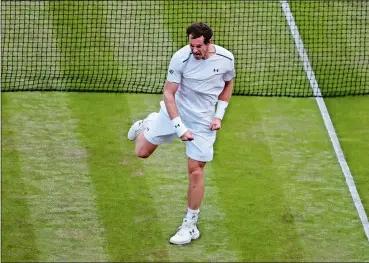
[1,0,368,96]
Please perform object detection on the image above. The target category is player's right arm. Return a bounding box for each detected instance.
[163,81,180,120]
[163,81,194,141]
[164,49,194,141]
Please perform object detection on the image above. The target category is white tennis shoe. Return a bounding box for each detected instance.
[127,112,158,141]
[169,217,200,245]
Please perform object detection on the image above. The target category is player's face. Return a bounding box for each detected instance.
[189,35,210,60]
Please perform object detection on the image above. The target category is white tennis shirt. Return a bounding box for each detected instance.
[164,44,236,128]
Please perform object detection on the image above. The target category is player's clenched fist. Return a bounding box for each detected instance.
[180,130,194,141]
[209,117,221,131]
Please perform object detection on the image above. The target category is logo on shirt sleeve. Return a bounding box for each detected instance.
[169,69,174,74]
[213,69,219,72]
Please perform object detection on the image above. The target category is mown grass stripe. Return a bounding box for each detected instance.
[2,95,40,262]
[4,93,108,262]
[67,93,171,262]
[213,97,304,262]
[127,94,239,262]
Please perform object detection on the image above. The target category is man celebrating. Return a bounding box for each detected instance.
[128,22,235,245]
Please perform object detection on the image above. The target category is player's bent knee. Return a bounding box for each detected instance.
[135,148,151,158]
[135,143,157,158]
[134,134,158,158]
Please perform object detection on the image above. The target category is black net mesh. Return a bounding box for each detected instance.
[1,0,368,96]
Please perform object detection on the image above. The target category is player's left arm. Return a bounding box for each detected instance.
[218,79,233,103]
[210,52,235,131]
[210,80,233,131]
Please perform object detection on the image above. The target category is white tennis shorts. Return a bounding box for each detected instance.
[144,107,216,162]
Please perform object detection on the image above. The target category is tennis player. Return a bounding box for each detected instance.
[128,22,235,245]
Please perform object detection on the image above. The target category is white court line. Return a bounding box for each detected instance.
[281,0,369,243]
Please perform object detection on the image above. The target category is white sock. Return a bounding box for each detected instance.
[185,207,200,222]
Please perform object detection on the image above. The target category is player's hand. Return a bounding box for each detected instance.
[210,117,222,131]
[180,130,194,141]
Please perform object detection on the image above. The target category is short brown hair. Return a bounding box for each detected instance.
[186,22,213,44]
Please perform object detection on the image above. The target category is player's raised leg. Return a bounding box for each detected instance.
[127,112,158,158]
[134,131,158,158]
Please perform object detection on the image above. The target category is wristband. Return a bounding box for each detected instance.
[215,100,229,120]
[172,117,188,137]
